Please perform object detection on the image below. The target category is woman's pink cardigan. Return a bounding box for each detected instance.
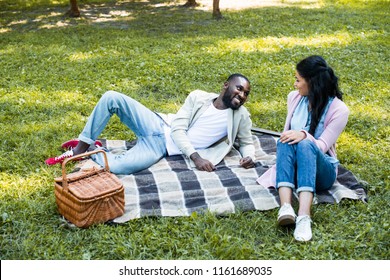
[256,90,350,188]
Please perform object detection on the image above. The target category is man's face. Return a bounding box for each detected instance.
[222,77,251,110]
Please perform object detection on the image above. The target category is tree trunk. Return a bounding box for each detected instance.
[212,0,222,19]
[66,0,80,17]
[183,0,222,18]
[183,0,198,7]
[66,1,220,19]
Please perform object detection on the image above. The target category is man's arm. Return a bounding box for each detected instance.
[239,156,255,169]
[236,110,256,168]
[170,91,198,158]
[190,152,216,171]
[170,91,220,171]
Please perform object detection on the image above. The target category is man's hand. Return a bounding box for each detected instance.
[239,156,255,169]
[190,152,216,172]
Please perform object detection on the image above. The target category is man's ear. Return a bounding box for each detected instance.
[222,81,229,91]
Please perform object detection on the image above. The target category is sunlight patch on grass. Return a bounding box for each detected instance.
[109,10,132,17]
[158,102,182,114]
[115,78,141,92]
[35,11,63,19]
[3,89,87,106]
[196,0,324,10]
[338,131,387,165]
[350,103,389,120]
[1,0,388,260]
[67,48,123,62]
[40,21,72,29]
[0,172,51,198]
[0,28,12,33]
[209,32,365,53]
[68,52,97,61]
[328,0,390,9]
[7,19,29,27]
[280,0,324,9]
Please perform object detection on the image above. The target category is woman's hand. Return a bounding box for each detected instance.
[279,130,306,144]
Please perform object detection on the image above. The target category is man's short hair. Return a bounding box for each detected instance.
[227,73,250,84]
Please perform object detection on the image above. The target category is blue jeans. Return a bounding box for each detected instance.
[275,139,336,193]
[79,91,167,174]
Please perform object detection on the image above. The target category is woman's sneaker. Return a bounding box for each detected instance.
[277,203,296,226]
[45,150,76,165]
[294,215,312,242]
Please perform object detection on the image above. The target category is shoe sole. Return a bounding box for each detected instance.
[45,156,84,166]
[61,139,102,149]
[61,139,79,149]
[294,235,312,242]
[278,215,296,226]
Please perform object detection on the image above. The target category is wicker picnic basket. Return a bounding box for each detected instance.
[54,150,124,228]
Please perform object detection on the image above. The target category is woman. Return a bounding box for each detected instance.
[257,55,349,241]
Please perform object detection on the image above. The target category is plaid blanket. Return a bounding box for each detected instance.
[78,130,367,223]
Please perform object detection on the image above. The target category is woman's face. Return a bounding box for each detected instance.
[294,71,309,96]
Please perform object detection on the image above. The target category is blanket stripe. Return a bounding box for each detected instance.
[76,131,367,223]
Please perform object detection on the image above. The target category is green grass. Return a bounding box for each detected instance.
[0,0,389,260]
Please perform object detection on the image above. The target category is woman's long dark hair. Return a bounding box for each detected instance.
[296,55,343,135]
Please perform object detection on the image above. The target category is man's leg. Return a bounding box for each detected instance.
[46,90,166,166]
[75,90,164,153]
[93,133,167,174]
[81,91,168,174]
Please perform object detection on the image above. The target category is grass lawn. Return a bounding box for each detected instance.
[0,0,389,260]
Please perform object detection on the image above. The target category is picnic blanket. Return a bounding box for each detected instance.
[77,129,367,223]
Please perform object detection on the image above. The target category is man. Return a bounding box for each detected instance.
[45,73,256,174]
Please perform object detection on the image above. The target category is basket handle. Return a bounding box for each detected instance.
[61,149,110,190]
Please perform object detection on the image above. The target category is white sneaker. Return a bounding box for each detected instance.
[294,215,312,242]
[277,203,296,226]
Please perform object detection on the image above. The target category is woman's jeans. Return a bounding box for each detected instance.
[276,139,336,193]
[78,91,167,174]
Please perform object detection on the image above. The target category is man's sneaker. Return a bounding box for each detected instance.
[61,139,102,150]
[277,203,296,226]
[45,150,75,165]
[294,215,312,242]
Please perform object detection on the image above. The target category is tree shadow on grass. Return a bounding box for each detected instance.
[2,0,387,34]
[0,0,388,173]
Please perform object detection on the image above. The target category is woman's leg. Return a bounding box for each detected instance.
[279,186,293,206]
[296,139,336,193]
[294,140,336,241]
[276,140,298,225]
[297,191,313,217]
[276,140,297,191]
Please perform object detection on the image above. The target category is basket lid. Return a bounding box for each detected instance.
[66,171,123,200]
[54,167,101,183]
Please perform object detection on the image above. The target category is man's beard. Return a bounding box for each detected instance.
[222,92,242,110]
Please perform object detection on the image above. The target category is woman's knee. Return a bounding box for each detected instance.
[296,139,316,153]
[276,139,296,156]
[277,139,290,149]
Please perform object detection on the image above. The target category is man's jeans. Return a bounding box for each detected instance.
[275,139,336,193]
[79,91,167,174]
